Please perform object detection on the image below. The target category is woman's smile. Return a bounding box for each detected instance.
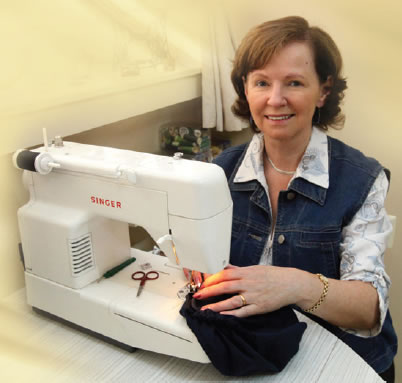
[265,114,295,121]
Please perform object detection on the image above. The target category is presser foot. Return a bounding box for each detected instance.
[177,282,201,300]
[189,270,204,292]
[188,282,200,293]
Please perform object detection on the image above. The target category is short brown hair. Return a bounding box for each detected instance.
[231,16,347,132]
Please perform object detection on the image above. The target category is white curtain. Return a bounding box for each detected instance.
[202,4,247,132]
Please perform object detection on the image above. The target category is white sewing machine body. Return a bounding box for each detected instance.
[16,140,233,363]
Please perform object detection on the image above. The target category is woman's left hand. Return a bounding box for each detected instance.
[193,264,301,317]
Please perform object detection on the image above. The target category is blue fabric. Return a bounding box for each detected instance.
[213,136,397,374]
[180,294,307,376]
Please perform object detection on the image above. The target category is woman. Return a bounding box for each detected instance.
[192,16,397,380]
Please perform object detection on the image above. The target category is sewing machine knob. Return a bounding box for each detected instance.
[35,152,60,174]
[13,150,59,174]
[173,152,183,160]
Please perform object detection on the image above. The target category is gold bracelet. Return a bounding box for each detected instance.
[304,273,329,313]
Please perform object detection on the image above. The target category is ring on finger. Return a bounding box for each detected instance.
[238,294,247,307]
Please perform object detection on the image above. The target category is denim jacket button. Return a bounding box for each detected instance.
[287,192,296,200]
[278,234,285,244]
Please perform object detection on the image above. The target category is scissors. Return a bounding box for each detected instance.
[132,271,159,297]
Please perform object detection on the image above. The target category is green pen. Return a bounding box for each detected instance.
[96,257,136,283]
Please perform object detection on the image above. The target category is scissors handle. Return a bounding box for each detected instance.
[144,271,159,280]
[131,271,159,281]
[132,271,146,281]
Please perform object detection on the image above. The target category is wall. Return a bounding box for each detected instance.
[0,0,202,154]
[0,153,29,297]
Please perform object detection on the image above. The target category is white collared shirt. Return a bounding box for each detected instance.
[234,127,392,337]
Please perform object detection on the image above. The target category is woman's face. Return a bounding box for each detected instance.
[244,42,329,144]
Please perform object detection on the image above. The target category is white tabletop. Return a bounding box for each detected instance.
[0,289,383,382]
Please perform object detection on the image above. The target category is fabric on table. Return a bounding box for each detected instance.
[180,294,307,376]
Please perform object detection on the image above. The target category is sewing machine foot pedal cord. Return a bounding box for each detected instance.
[32,307,138,353]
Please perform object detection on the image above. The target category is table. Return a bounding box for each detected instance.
[0,289,383,382]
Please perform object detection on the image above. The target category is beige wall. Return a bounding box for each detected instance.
[0,153,29,297]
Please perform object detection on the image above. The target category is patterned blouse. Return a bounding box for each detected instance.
[233,127,392,337]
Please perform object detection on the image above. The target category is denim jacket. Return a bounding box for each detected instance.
[213,135,397,373]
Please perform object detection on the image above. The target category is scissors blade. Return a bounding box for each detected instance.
[136,285,144,297]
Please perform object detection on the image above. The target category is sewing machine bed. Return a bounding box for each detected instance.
[25,248,209,363]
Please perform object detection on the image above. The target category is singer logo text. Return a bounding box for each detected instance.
[90,196,122,208]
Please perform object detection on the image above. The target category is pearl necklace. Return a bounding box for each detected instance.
[265,152,296,175]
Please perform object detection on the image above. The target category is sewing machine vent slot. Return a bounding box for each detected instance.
[69,234,95,276]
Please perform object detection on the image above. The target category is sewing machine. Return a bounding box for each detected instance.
[14,136,232,363]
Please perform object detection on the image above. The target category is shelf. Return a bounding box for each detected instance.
[0,67,201,154]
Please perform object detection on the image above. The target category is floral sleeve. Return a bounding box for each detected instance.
[340,170,393,337]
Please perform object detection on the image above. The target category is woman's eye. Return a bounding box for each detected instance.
[256,80,268,87]
[289,80,302,87]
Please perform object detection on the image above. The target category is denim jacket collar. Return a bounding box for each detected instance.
[232,127,329,205]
